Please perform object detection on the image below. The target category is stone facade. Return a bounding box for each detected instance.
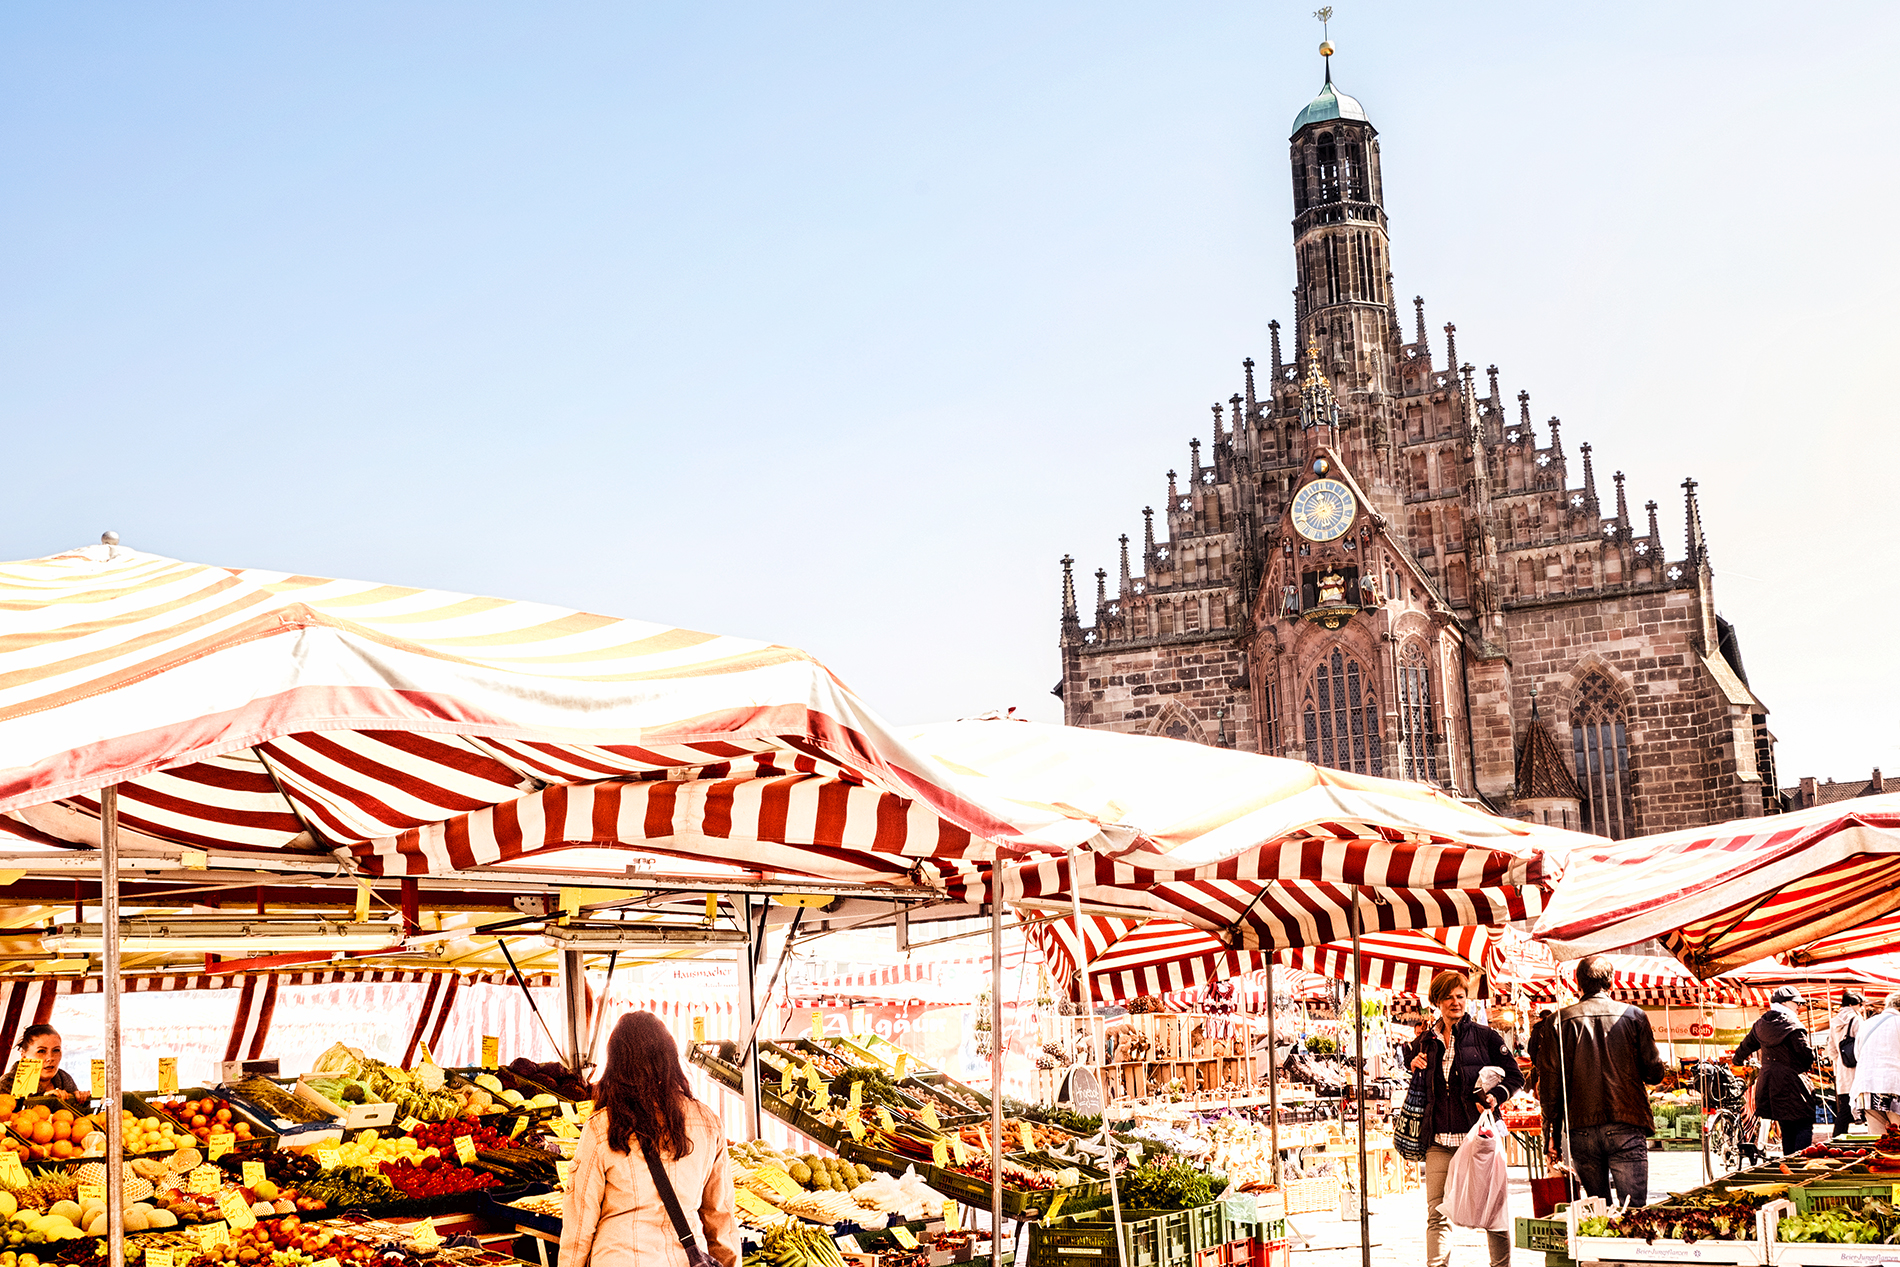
[1055,66,1775,838]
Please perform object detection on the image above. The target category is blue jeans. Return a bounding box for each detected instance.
[1567,1122,1650,1206]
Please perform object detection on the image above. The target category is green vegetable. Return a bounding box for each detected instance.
[1118,1160,1226,1212]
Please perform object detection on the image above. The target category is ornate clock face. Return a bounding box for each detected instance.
[1290,478,1357,542]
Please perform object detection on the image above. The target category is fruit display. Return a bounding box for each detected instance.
[120,1109,195,1156]
[291,1129,438,1172]
[3,1106,109,1162]
[504,1057,592,1102]
[377,1154,498,1199]
[150,1095,259,1148]
[954,1119,1073,1153]
[403,1116,507,1152]
[1777,1199,1900,1243]
[1577,1191,1771,1242]
[296,1164,397,1209]
[727,1141,928,1232]
[756,1221,849,1267]
[307,1044,467,1123]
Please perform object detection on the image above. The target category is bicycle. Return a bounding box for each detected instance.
[1696,1060,1745,1182]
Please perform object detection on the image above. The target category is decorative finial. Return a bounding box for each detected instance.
[1143,506,1157,564]
[1268,321,1284,376]
[1486,364,1500,405]
[1095,568,1108,614]
[1613,471,1630,535]
[1443,323,1458,379]
[1167,469,1178,503]
[1119,534,1132,594]
[1579,442,1598,512]
[1548,416,1564,458]
[1242,360,1257,413]
[1518,391,1531,427]
[1413,296,1427,351]
[1315,7,1335,78]
[1059,555,1078,625]
[100,531,119,547]
[1645,498,1661,549]
[1683,477,1707,566]
[1210,403,1223,450]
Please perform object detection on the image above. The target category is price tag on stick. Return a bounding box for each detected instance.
[315,1148,341,1170]
[455,1134,477,1164]
[0,1153,28,1187]
[90,1058,105,1101]
[1019,1121,1035,1153]
[932,1139,948,1167]
[77,1182,106,1203]
[877,1106,895,1133]
[241,1160,266,1189]
[157,1056,178,1095]
[207,1131,236,1161]
[693,1016,705,1042]
[890,1225,919,1250]
[10,1059,38,1098]
[146,1251,176,1267]
[481,1035,500,1068]
[189,1165,222,1195]
[1046,1191,1068,1222]
[811,1011,824,1042]
[219,1189,257,1230]
[196,1223,229,1250]
[919,1102,940,1132]
[943,1201,961,1232]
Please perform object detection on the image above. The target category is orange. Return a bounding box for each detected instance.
[50,1121,69,1142]
[49,1140,71,1158]
[51,1108,73,1123]
[29,1122,53,1145]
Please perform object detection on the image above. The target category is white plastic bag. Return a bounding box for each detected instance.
[1441,1110,1509,1232]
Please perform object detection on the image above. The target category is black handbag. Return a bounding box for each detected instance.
[640,1141,719,1267]
[1395,1059,1433,1161]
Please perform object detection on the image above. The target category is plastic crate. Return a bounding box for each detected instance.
[1514,1216,1567,1251]
[1186,1204,1226,1253]
[1791,1175,1900,1213]
[1030,1208,1196,1267]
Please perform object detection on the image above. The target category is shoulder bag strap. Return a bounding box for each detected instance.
[640,1140,705,1260]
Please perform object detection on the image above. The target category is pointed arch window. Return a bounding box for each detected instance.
[1571,672,1635,839]
[1316,131,1339,202]
[1302,648,1382,776]
[1396,642,1438,784]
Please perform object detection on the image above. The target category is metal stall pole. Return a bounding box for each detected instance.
[1266,961,1281,1188]
[103,786,124,1267]
[1066,843,1123,1235]
[989,872,1006,1267]
[561,948,588,1074]
[1349,891,1370,1267]
[739,895,764,1140]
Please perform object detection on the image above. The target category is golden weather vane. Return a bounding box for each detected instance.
[1315,7,1336,63]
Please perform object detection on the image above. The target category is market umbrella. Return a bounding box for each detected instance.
[1534,795,1900,976]
[1786,913,1900,969]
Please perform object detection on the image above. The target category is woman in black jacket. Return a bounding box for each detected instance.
[1734,986,1818,1155]
[1403,971,1524,1267]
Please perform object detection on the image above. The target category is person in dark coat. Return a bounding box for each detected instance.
[1403,970,1523,1267]
[1545,956,1667,1204]
[1734,985,1819,1155]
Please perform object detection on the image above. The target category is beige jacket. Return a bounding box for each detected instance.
[559,1100,740,1267]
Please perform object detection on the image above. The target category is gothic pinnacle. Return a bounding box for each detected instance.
[1548,416,1564,458]
[1518,390,1531,428]
[1118,534,1132,595]
[1645,499,1661,550]
[1486,364,1500,407]
[1095,567,1108,615]
[1143,506,1156,564]
[1189,437,1201,478]
[1386,272,1399,335]
[1413,296,1427,351]
[1243,359,1257,413]
[1443,323,1458,378]
[1209,404,1222,451]
[1229,394,1244,446]
[1683,477,1707,566]
[1579,442,1598,514]
[1167,469,1178,505]
[1059,555,1078,625]
[1613,470,1630,536]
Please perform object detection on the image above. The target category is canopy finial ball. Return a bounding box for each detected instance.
[1319,40,1334,56]
[100,531,119,546]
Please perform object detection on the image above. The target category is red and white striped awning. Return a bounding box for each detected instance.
[0,548,1116,881]
[1534,795,1900,975]
[1787,912,1900,969]
[1276,925,1494,997]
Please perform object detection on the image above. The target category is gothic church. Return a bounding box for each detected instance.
[1054,60,1774,838]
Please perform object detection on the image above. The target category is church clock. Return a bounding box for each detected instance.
[1290,478,1357,543]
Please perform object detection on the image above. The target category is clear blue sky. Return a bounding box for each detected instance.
[2,2,1894,786]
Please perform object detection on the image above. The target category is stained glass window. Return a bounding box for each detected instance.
[1571,672,1635,839]
[1302,648,1382,776]
[1397,643,1438,784]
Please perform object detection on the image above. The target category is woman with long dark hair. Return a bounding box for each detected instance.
[560,1012,739,1267]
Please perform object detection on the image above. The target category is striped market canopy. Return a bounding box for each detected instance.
[1026,913,1492,1003]
[1787,912,1900,969]
[1534,794,1900,976]
[0,546,1115,882]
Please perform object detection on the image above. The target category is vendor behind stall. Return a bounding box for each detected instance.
[2,1025,79,1099]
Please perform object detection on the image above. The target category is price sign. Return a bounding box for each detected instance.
[756,1165,803,1200]
[0,1152,28,1188]
[877,1106,895,1133]
[560,1101,577,1123]
[803,1063,820,1091]
[734,1190,779,1220]
[242,1161,266,1189]
[315,1148,341,1170]
[692,1016,705,1042]
[577,1099,595,1121]
[482,1035,500,1068]
[847,1080,862,1109]
[410,1218,443,1250]
[1018,1121,1035,1153]
[509,1116,529,1140]
[890,1225,919,1250]
[894,1051,907,1078]
[219,1189,257,1230]
[399,1116,422,1134]
[90,1058,105,1101]
[384,1066,410,1085]
[189,1165,222,1195]
[10,1059,39,1098]
[145,1250,176,1267]
[311,1258,340,1267]
[943,1201,961,1232]
[157,1056,178,1095]
[455,1134,477,1164]
[1045,1192,1067,1221]
[811,1087,829,1113]
[555,1159,573,1188]
[416,1039,435,1068]
[196,1222,230,1250]
[551,1118,579,1139]
[919,1102,940,1132]
[77,1182,106,1203]
[207,1131,236,1161]
[844,1107,864,1140]
[932,1139,948,1167]
[952,1139,969,1166]
[811,1011,824,1042]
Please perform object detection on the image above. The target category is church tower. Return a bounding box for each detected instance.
[1287,51,1403,478]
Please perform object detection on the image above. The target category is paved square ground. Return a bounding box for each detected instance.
[1284,1149,1710,1266]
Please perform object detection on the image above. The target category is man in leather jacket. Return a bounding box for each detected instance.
[1547,955,1666,1204]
